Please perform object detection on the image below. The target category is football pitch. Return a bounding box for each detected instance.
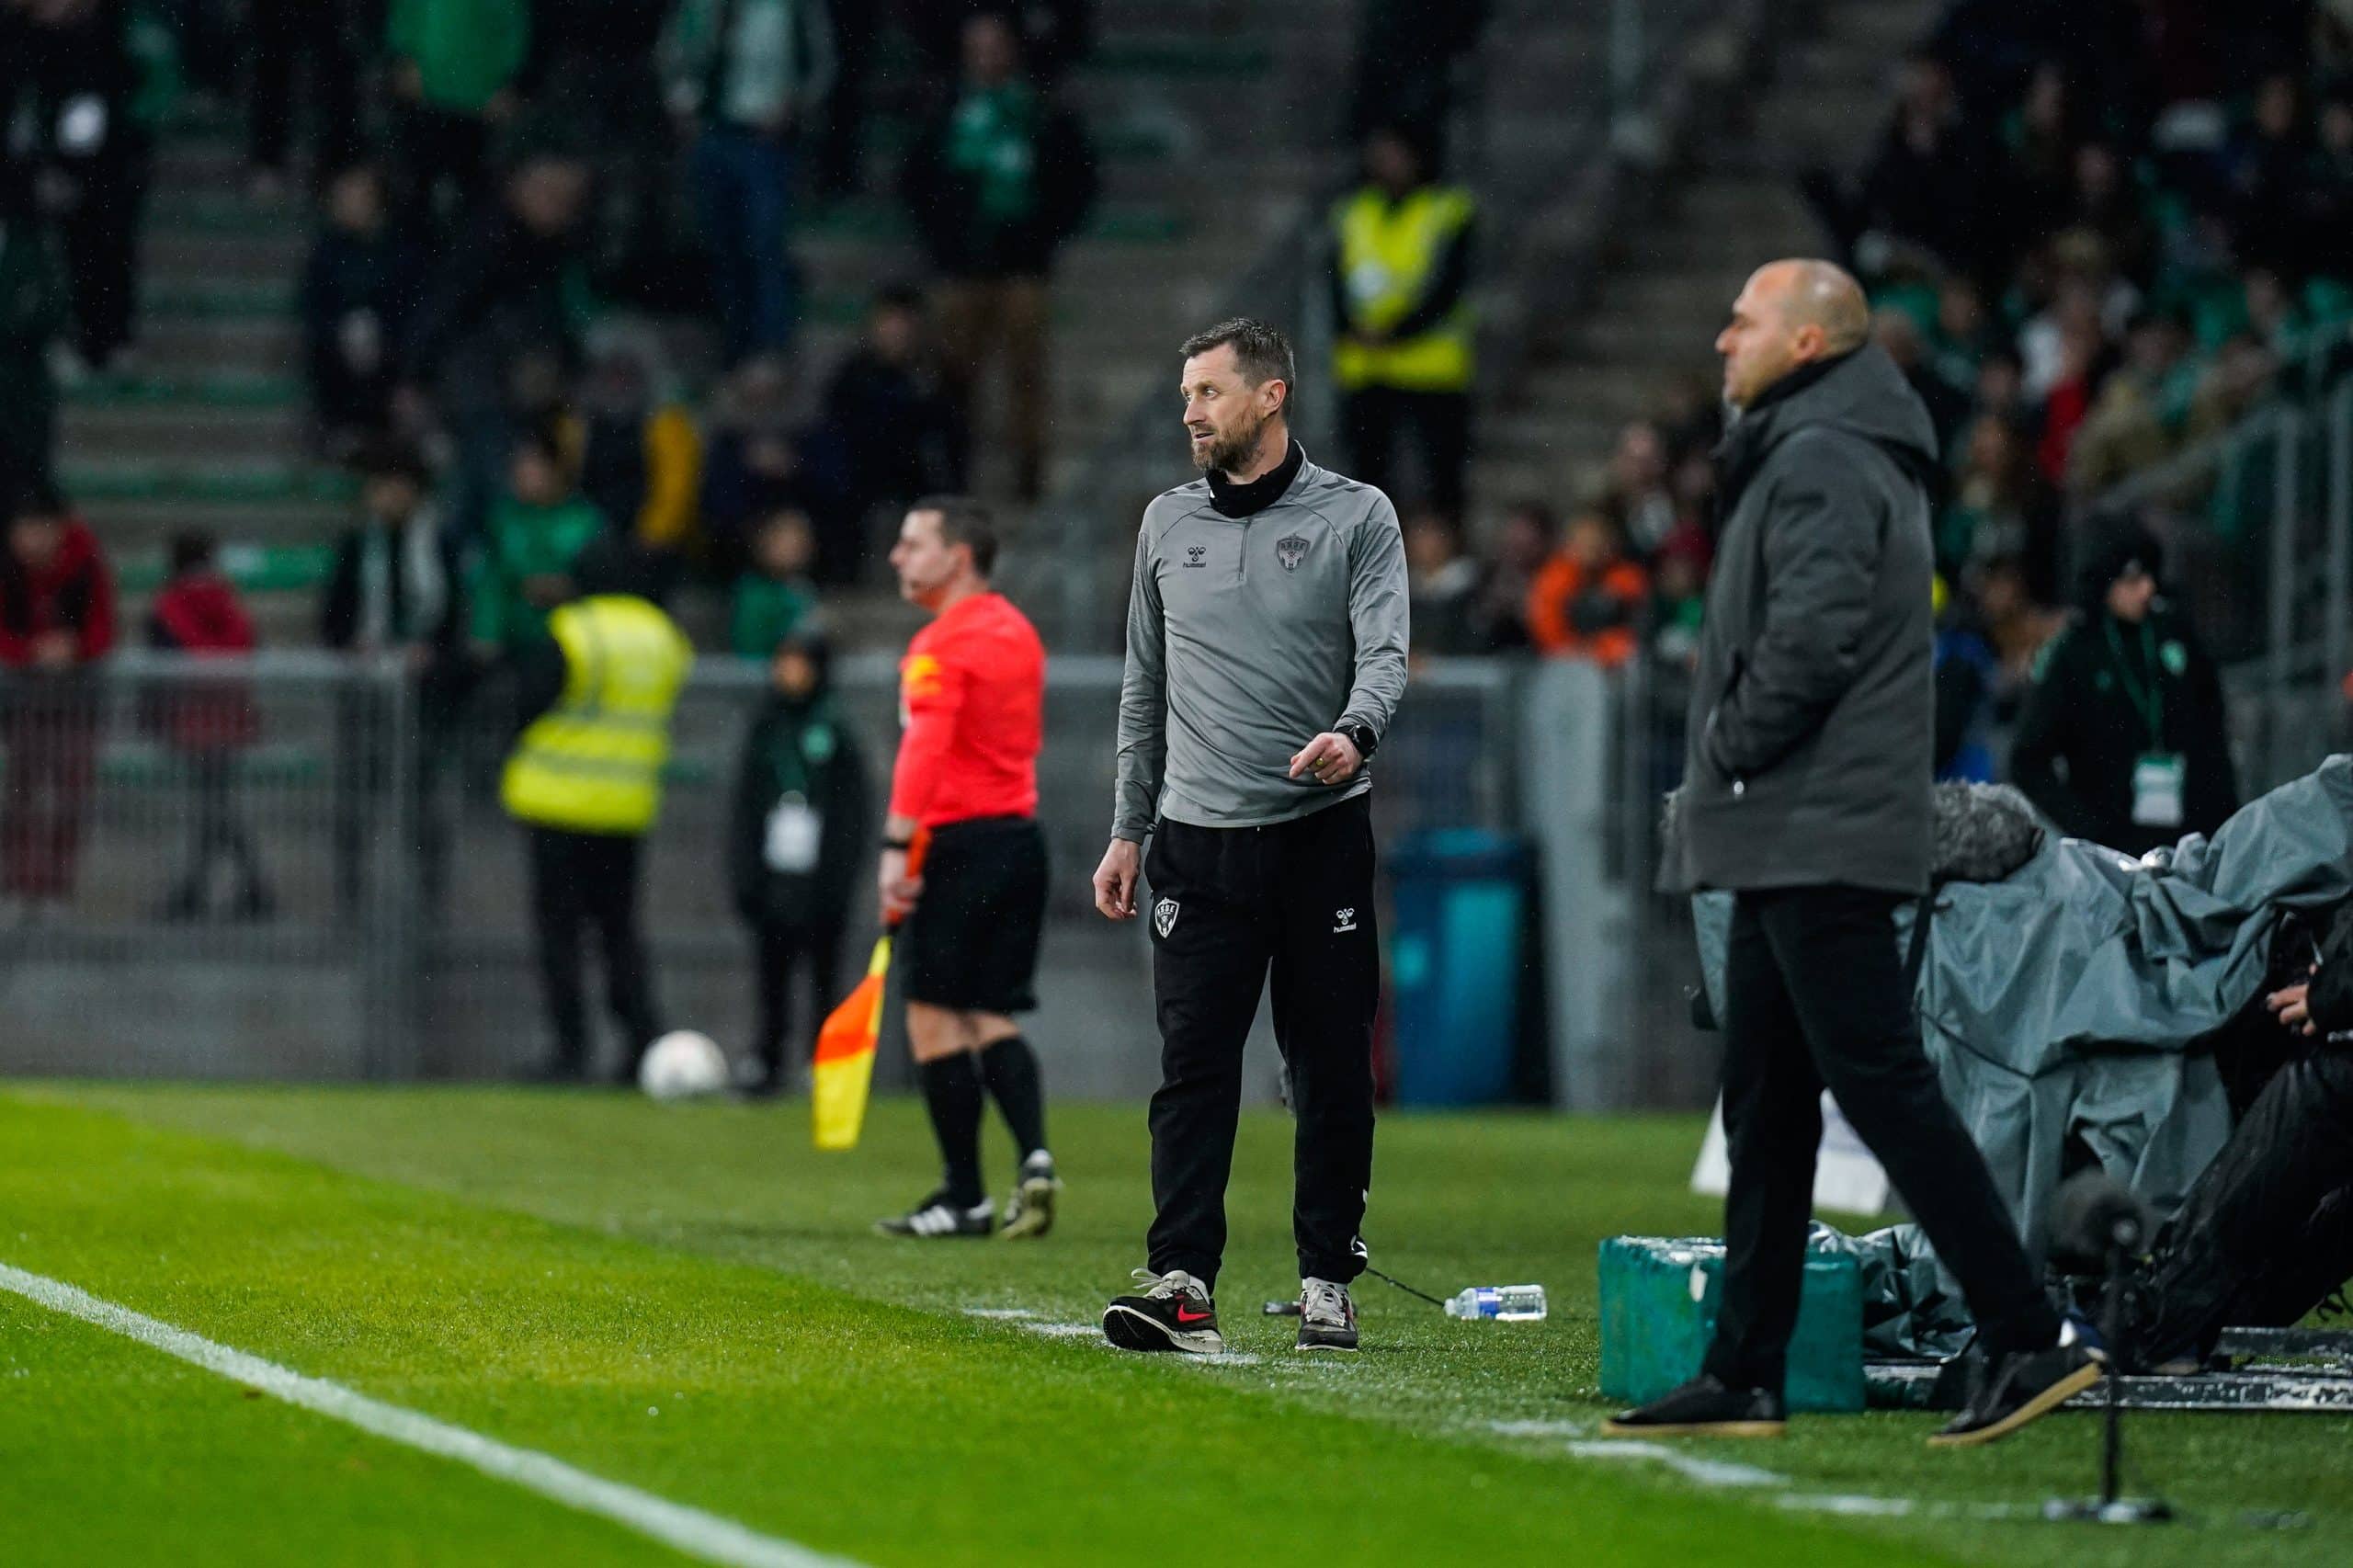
[3,1086,2347,1566]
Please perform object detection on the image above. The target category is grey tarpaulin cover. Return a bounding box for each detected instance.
[1689,758,2353,1349]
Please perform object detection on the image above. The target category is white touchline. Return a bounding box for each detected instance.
[0,1261,863,1568]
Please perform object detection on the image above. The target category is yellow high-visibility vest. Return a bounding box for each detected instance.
[501,595,693,835]
[1330,184,1476,393]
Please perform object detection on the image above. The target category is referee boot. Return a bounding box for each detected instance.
[876,1190,995,1239]
[1602,1375,1788,1437]
[999,1152,1061,1241]
[1297,1278,1359,1352]
[1103,1269,1225,1355]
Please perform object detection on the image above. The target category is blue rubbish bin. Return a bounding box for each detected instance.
[1387,828,1531,1106]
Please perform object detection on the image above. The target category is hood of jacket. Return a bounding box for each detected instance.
[1717,344,1941,506]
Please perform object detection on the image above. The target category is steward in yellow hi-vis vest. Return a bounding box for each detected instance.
[503,540,693,1084]
[1330,187,1475,392]
[501,591,694,834]
[1328,125,1476,517]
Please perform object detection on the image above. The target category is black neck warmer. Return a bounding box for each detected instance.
[1206,439,1304,517]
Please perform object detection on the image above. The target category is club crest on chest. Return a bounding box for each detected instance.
[1277,535,1309,572]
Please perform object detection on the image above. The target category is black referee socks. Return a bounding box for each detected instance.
[919,1054,987,1208]
[978,1035,1049,1166]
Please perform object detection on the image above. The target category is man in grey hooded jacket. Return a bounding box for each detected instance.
[1613,261,2098,1448]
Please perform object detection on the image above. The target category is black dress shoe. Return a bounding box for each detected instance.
[1602,1374,1787,1437]
[1927,1342,2102,1448]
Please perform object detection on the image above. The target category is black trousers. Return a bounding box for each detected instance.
[56,136,151,365]
[1143,794,1379,1290]
[247,0,361,178]
[528,826,663,1074]
[749,914,846,1074]
[169,752,269,907]
[1705,886,2059,1393]
[1341,386,1470,518]
[2139,1053,2353,1358]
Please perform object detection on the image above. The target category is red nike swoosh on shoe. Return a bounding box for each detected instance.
[1175,1305,1213,1324]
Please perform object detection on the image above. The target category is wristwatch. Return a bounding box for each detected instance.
[1336,721,1379,761]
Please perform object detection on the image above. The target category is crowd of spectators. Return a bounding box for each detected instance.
[0,1,1102,658]
[0,0,1103,927]
[1404,0,2338,793]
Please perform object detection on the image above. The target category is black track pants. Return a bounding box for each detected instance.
[2140,1053,2353,1357]
[1142,794,1379,1291]
[1704,885,2061,1393]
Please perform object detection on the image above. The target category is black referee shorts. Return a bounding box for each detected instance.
[901,815,1048,1015]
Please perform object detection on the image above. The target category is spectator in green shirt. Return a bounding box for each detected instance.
[387,0,529,229]
[470,426,607,655]
[729,506,818,659]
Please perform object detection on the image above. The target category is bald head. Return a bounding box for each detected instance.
[1716,259,1870,407]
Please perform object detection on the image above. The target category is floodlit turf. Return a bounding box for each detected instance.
[3,1086,2347,1566]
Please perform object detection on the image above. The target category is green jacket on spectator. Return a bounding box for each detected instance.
[128,4,184,131]
[663,0,836,130]
[729,571,815,659]
[469,495,605,653]
[389,0,530,115]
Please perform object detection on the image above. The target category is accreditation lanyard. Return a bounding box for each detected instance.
[2106,617,2184,828]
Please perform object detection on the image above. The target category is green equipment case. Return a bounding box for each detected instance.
[1597,1235,1865,1413]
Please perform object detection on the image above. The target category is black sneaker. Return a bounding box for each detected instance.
[1103,1268,1225,1354]
[999,1152,1060,1240]
[875,1191,995,1238]
[1602,1375,1788,1437]
[1927,1335,2103,1448]
[1297,1277,1359,1351]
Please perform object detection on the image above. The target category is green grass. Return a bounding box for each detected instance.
[3,1086,2347,1565]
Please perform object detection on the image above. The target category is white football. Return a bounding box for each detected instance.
[639,1030,730,1101]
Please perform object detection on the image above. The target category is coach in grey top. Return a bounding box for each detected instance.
[1094,318,1405,1359]
[1110,420,1407,836]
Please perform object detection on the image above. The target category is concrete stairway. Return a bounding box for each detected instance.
[1470,0,1941,512]
[62,2,1363,648]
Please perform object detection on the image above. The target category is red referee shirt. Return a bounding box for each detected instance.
[888,590,1044,827]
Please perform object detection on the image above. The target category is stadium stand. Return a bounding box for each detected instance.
[42,0,1363,653]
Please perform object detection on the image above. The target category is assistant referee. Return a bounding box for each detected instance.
[874,496,1059,1242]
[1094,318,1409,1356]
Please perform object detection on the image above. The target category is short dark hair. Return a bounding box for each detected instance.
[514,421,569,470]
[169,528,217,576]
[350,437,431,488]
[1179,318,1296,402]
[911,494,998,577]
[9,478,66,522]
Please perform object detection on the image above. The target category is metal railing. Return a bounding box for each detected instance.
[0,652,1525,1089]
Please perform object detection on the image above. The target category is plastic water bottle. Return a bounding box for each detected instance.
[1444,1285,1547,1322]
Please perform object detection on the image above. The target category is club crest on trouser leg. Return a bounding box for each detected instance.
[1277,535,1309,572]
[1154,899,1180,937]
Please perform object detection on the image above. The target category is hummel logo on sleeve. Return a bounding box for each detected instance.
[1333,908,1357,933]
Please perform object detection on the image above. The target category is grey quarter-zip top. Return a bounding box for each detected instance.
[1114,451,1409,838]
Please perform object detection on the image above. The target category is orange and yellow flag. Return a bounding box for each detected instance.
[812,934,892,1151]
[812,830,928,1151]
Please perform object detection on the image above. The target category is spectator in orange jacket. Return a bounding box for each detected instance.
[1527,506,1649,666]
